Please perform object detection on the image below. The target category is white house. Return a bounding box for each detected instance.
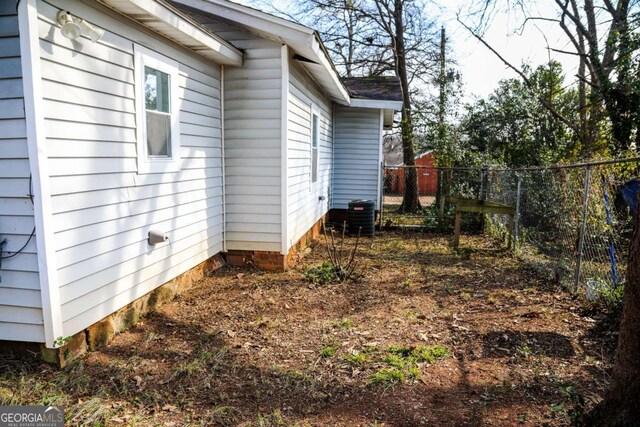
[0,0,401,355]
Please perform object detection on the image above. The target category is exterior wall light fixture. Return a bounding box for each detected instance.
[56,10,104,43]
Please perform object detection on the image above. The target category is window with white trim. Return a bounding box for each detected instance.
[311,111,319,184]
[134,45,181,174]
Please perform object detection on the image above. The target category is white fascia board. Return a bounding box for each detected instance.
[350,99,403,110]
[102,0,243,65]
[19,0,64,347]
[310,34,350,104]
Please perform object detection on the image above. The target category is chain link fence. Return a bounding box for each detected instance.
[382,159,640,295]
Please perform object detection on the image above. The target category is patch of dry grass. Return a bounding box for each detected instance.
[0,232,616,426]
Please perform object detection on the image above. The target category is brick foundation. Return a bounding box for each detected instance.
[0,254,225,367]
[226,214,327,271]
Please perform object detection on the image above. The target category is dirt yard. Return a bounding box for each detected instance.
[0,232,618,426]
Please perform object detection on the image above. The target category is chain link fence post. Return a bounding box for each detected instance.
[514,173,522,253]
[574,165,592,293]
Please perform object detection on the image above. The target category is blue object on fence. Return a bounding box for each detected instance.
[621,179,640,214]
[602,176,619,287]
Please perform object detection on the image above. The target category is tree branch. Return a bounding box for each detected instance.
[457,15,584,141]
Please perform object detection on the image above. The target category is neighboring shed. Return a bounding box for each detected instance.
[385,150,438,196]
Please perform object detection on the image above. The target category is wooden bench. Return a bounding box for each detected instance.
[448,196,515,250]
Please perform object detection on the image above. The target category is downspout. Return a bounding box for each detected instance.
[377,109,384,211]
[221,65,226,252]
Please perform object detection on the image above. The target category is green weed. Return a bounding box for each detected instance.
[412,345,449,362]
[335,319,352,329]
[369,367,406,387]
[319,344,339,358]
[344,353,368,366]
[303,262,338,285]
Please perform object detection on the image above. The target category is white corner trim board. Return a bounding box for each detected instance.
[19,0,64,348]
[281,44,290,255]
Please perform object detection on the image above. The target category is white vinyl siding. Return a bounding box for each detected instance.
[0,3,45,343]
[37,0,224,337]
[193,16,283,252]
[332,106,382,210]
[287,61,333,249]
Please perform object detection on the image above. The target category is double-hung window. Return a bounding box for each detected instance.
[311,109,319,185]
[134,45,181,173]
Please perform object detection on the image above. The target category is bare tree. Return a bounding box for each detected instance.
[461,0,640,156]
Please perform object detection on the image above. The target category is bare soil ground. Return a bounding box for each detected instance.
[0,232,618,426]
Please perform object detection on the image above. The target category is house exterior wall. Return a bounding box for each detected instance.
[197,18,284,253]
[36,0,224,338]
[286,59,333,250]
[0,3,44,343]
[332,106,382,210]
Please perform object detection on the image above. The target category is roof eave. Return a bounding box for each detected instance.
[172,0,350,104]
[99,0,243,66]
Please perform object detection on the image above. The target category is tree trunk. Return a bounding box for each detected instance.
[586,203,640,425]
[394,0,420,213]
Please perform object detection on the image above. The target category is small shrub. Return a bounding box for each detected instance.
[322,222,362,282]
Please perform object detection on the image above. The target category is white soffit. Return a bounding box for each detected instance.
[99,0,243,65]
[172,0,351,104]
[350,98,403,110]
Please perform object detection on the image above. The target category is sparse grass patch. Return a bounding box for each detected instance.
[344,353,368,366]
[369,344,449,387]
[369,367,406,387]
[412,345,449,363]
[319,344,339,358]
[382,354,407,369]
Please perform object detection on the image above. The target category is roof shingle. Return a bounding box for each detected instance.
[342,76,403,102]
